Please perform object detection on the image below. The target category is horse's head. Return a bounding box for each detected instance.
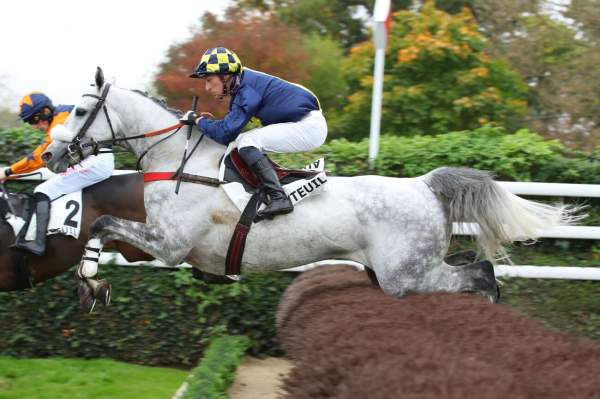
[44,67,120,173]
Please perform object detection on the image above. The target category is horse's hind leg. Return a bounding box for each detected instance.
[444,250,478,266]
[455,260,500,303]
[432,260,500,303]
[375,255,499,303]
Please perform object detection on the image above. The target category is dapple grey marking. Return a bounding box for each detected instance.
[43,72,581,303]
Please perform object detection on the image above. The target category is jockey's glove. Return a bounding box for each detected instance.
[0,167,11,181]
[180,110,199,126]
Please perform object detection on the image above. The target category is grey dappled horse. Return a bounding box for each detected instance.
[44,69,578,307]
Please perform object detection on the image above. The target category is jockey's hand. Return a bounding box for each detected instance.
[180,111,200,126]
[0,168,11,182]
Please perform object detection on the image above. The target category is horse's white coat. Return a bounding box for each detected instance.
[44,80,578,298]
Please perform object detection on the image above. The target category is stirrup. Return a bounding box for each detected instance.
[257,199,293,218]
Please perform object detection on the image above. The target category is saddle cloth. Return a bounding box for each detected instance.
[218,143,328,212]
[6,191,83,240]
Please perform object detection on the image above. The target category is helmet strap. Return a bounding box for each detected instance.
[219,74,240,97]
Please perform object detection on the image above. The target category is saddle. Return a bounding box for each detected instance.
[0,192,33,221]
[0,193,35,242]
[220,149,327,278]
[224,149,321,191]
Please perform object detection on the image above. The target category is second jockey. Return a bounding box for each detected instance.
[180,47,327,220]
[0,92,114,255]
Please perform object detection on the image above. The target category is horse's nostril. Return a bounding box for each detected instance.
[42,152,52,162]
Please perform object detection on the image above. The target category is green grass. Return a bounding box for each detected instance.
[501,278,600,340]
[0,356,187,399]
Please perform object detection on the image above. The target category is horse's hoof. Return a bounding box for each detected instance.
[493,285,501,303]
[483,286,501,304]
[76,281,96,313]
[88,298,97,314]
[97,281,111,306]
[87,278,112,306]
[191,268,239,284]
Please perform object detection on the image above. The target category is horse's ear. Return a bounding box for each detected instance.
[95,67,105,88]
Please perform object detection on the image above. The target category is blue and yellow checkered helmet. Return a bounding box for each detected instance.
[18,92,54,122]
[189,47,243,78]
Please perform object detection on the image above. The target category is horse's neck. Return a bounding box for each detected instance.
[114,90,224,175]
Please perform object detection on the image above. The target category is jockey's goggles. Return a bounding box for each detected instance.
[24,112,51,125]
[24,113,42,125]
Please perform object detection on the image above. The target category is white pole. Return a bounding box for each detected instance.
[368,45,386,169]
[368,0,391,169]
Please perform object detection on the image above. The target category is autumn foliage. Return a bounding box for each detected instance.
[155,8,310,116]
[331,1,529,139]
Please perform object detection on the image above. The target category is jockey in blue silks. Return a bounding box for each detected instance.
[180,47,327,220]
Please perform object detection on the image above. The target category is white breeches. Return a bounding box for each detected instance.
[236,110,327,153]
[35,153,115,200]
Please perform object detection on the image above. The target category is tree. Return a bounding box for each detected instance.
[155,8,310,116]
[434,0,475,14]
[330,1,529,140]
[234,0,399,50]
[155,6,348,118]
[301,34,349,112]
[470,0,600,149]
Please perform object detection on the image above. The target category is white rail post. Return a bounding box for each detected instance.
[368,0,392,169]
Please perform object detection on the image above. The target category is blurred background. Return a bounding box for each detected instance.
[0,1,598,398]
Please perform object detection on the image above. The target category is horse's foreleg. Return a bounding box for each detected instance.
[76,236,110,312]
[75,215,191,312]
[90,215,191,264]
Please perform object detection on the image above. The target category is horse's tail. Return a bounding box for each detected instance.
[422,167,583,262]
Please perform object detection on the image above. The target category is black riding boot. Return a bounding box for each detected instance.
[239,147,293,219]
[13,192,50,255]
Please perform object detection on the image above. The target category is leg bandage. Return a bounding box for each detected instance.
[78,238,103,278]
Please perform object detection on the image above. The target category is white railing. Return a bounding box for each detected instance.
[6,167,600,280]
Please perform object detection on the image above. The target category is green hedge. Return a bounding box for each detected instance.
[0,125,138,172]
[0,266,294,368]
[273,125,600,183]
[181,335,252,399]
[2,124,600,183]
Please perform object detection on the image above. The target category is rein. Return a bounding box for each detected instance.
[67,84,219,187]
[71,83,184,153]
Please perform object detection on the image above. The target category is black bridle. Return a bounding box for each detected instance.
[65,83,185,169]
[67,83,116,161]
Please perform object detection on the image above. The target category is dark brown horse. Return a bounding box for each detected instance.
[0,173,153,291]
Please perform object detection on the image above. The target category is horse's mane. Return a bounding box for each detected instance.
[131,89,182,117]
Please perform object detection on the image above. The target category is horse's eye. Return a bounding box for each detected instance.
[75,107,87,117]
